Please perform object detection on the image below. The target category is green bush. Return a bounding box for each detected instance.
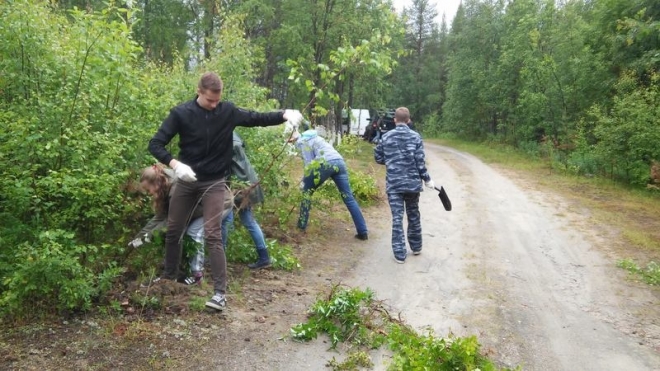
[224,217,301,271]
[0,230,124,318]
[587,72,660,185]
[0,1,280,317]
[310,166,379,207]
[347,167,380,204]
[335,134,364,157]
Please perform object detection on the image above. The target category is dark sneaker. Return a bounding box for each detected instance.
[247,259,272,270]
[393,256,406,264]
[181,272,203,285]
[355,233,368,241]
[412,250,422,255]
[205,293,227,311]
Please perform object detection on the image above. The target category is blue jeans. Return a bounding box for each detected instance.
[298,159,368,235]
[221,207,267,252]
[372,130,381,143]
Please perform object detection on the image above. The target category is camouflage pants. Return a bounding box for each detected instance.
[387,192,422,260]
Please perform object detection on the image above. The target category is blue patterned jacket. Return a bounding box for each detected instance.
[294,130,343,167]
[374,124,430,193]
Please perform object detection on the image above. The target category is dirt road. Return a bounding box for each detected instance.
[344,143,660,370]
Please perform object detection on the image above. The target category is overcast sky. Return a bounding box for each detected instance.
[391,0,462,24]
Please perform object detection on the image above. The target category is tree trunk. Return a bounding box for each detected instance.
[203,0,218,60]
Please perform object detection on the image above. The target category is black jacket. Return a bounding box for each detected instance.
[149,98,285,181]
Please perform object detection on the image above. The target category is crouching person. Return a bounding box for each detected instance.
[130,164,232,284]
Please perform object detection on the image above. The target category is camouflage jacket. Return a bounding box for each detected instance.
[374,124,430,193]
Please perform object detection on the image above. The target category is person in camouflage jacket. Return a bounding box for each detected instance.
[374,107,435,263]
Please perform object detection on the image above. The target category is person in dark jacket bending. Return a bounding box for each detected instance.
[221,132,272,270]
[148,72,302,311]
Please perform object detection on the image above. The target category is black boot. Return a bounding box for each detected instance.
[248,249,272,269]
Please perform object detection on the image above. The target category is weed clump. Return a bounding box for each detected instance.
[618,259,660,286]
[291,284,517,371]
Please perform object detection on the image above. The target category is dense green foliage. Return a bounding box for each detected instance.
[395,0,659,186]
[0,0,391,317]
[291,285,515,371]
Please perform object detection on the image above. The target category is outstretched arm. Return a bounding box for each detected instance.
[134,213,167,242]
[234,105,302,128]
[234,107,285,128]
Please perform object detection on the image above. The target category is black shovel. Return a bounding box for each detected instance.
[434,186,452,211]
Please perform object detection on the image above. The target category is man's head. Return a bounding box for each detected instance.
[394,107,410,124]
[196,72,223,110]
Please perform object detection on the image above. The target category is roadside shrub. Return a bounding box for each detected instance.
[0,2,280,317]
[589,72,660,185]
[517,140,542,159]
[224,218,301,271]
[347,167,380,204]
[309,137,380,205]
[310,167,379,208]
[335,134,364,157]
[0,230,124,318]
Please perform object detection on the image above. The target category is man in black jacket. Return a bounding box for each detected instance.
[148,72,302,311]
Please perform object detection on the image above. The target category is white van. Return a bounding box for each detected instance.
[341,108,370,136]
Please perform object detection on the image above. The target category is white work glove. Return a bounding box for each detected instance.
[284,109,303,128]
[128,233,151,248]
[128,237,143,248]
[173,161,197,182]
[424,179,435,190]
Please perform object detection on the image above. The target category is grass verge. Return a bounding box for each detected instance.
[429,136,660,281]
